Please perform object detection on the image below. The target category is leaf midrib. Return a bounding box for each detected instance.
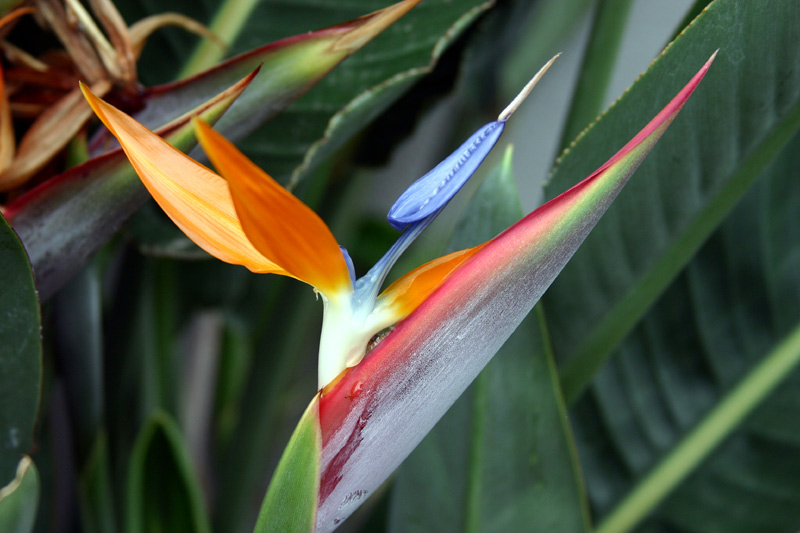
[595,317,800,533]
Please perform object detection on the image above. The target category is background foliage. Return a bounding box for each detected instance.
[1,0,799,532]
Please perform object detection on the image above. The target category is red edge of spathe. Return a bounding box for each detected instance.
[142,27,348,99]
[598,49,717,172]
[142,0,421,99]
[318,50,718,435]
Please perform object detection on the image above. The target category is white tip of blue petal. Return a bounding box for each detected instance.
[387,120,506,230]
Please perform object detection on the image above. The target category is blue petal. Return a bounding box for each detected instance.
[340,245,356,285]
[387,121,505,230]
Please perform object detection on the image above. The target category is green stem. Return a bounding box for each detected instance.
[464,373,487,533]
[179,0,261,78]
[557,0,634,153]
[596,321,800,533]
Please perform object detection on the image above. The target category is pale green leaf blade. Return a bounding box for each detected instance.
[557,0,634,151]
[79,433,118,533]
[0,457,39,533]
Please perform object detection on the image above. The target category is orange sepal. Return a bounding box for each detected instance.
[194,118,351,295]
[376,244,486,319]
[81,84,286,275]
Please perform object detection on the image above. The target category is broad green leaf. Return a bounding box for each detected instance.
[670,0,714,41]
[126,412,210,533]
[255,395,321,533]
[544,0,800,400]
[579,129,800,532]
[0,457,38,533]
[389,147,590,532]
[0,213,41,485]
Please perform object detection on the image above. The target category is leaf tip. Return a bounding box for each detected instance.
[331,0,422,53]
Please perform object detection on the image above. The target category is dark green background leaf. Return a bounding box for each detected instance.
[575,128,800,533]
[0,215,41,486]
[543,0,800,400]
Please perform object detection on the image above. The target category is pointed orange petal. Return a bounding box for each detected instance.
[375,244,486,320]
[194,119,351,295]
[81,84,286,275]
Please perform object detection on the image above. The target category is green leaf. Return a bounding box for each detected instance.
[79,433,118,533]
[126,0,425,148]
[228,0,494,186]
[255,395,321,533]
[0,457,39,533]
[126,412,210,533]
[557,0,634,151]
[389,146,590,532]
[0,214,41,486]
[542,0,800,400]
[580,128,800,532]
[120,0,493,185]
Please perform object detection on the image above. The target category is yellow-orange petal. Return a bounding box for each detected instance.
[81,84,286,275]
[374,244,486,320]
[194,118,351,295]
